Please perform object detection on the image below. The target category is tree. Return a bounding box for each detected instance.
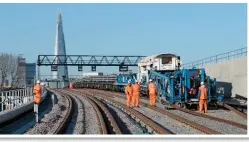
[8,54,19,87]
[0,53,20,88]
[0,53,10,87]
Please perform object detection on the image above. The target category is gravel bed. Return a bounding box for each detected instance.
[25,92,69,134]
[93,90,248,134]
[134,107,204,134]
[94,95,204,134]
[168,109,247,134]
[104,101,145,134]
[64,95,84,134]
[204,109,247,125]
[76,95,100,134]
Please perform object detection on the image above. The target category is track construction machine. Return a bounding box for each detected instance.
[73,53,222,109]
[137,53,221,108]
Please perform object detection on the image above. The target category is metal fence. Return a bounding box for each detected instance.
[182,47,247,68]
[0,88,33,112]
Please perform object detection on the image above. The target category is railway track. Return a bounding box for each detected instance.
[76,89,247,134]
[172,104,247,130]
[8,88,245,135]
[82,95,108,134]
[218,102,247,119]
[45,89,174,134]
[76,89,220,134]
[69,89,174,134]
[91,89,247,126]
[52,90,73,134]
[72,89,209,134]
[24,89,74,134]
[87,95,122,134]
[58,89,121,134]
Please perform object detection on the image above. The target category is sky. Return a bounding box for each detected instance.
[0,3,247,76]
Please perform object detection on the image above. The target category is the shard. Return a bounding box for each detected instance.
[52,10,68,80]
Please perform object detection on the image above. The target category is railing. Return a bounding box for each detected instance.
[182,47,247,68]
[0,88,33,112]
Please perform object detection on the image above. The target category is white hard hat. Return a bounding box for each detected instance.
[37,80,40,84]
[135,80,138,83]
[128,80,131,84]
[149,79,153,82]
[201,82,204,85]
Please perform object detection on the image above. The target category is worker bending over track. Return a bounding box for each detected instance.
[33,80,42,123]
[125,80,133,107]
[148,79,158,107]
[198,82,208,113]
[132,80,141,107]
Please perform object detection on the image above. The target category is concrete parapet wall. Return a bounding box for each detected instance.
[0,89,48,124]
[204,57,247,98]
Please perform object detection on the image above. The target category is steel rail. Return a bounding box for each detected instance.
[52,89,73,134]
[219,102,247,120]
[72,89,173,134]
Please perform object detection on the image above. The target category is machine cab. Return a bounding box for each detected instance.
[137,54,181,85]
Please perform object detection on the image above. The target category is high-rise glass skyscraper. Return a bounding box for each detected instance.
[52,10,68,80]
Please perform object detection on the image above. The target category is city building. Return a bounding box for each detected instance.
[25,63,36,87]
[17,56,26,88]
[82,72,104,77]
[52,10,68,80]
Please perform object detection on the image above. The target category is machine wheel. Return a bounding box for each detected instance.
[177,103,181,108]
[160,99,164,105]
[182,104,187,109]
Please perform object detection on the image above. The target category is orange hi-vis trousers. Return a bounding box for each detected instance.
[149,93,156,106]
[132,92,140,107]
[126,95,133,107]
[199,99,208,113]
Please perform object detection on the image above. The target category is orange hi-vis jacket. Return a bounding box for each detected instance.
[69,83,73,89]
[199,86,208,100]
[125,85,133,96]
[132,83,141,107]
[33,84,42,104]
[132,83,141,93]
[148,82,157,94]
[125,85,133,107]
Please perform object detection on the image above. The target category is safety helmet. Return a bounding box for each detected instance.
[128,80,131,84]
[37,80,40,84]
[149,79,153,82]
[201,82,204,85]
[135,80,139,83]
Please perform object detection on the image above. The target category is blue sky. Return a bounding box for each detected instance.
[0,3,247,76]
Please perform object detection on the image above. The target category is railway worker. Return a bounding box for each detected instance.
[69,82,73,89]
[33,80,42,123]
[198,82,208,113]
[148,79,158,107]
[132,80,141,107]
[125,80,133,107]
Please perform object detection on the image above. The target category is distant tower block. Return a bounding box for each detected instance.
[52,10,68,80]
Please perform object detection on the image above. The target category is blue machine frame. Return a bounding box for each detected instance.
[147,68,220,105]
[74,68,221,107]
[114,73,137,92]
